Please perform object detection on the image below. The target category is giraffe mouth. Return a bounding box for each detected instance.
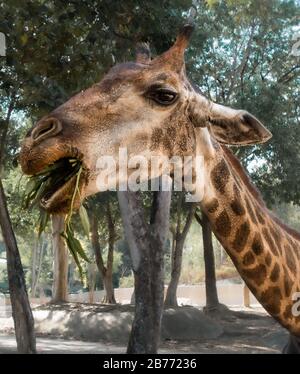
[40,158,86,211]
[23,154,89,214]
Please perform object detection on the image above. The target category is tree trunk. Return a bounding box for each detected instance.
[164,238,184,307]
[130,290,135,304]
[32,237,47,298]
[103,201,116,304]
[165,203,195,307]
[118,186,171,354]
[0,97,36,353]
[30,239,38,297]
[90,213,105,274]
[202,211,220,308]
[87,261,96,303]
[0,179,36,353]
[52,214,68,302]
[102,272,116,303]
[243,283,250,307]
[89,212,116,304]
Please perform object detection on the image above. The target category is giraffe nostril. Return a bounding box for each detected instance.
[31,117,62,143]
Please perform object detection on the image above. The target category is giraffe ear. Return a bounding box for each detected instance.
[208,103,272,146]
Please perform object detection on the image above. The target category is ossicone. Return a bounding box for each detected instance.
[135,42,151,64]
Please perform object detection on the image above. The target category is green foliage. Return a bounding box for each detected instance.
[188,0,300,204]
[119,275,134,288]
[0,0,192,120]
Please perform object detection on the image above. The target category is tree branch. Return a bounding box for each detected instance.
[194,211,203,227]
[278,65,300,83]
[89,212,107,276]
[0,96,15,168]
[106,200,115,274]
[180,204,196,241]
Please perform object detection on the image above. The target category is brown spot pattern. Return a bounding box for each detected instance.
[231,199,245,216]
[166,126,176,139]
[215,210,231,238]
[211,160,230,194]
[283,305,292,320]
[252,233,264,255]
[265,252,272,266]
[231,185,245,215]
[162,136,172,152]
[260,287,282,315]
[150,128,163,150]
[232,221,250,252]
[284,274,293,297]
[244,264,267,286]
[284,244,297,274]
[270,263,280,282]
[206,199,219,214]
[242,251,255,266]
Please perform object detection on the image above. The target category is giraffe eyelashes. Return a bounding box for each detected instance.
[145,86,178,106]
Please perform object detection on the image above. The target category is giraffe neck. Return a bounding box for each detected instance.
[200,144,300,335]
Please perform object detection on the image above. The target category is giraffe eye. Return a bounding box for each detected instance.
[146,87,178,106]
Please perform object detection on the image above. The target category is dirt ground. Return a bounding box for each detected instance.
[161,308,288,354]
[0,304,289,354]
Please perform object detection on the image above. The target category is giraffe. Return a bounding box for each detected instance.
[19,24,300,352]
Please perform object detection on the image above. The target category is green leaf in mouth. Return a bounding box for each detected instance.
[79,205,90,238]
[62,163,91,280]
[22,158,82,210]
[22,158,91,282]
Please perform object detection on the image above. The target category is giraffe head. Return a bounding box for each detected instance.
[20,24,272,213]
